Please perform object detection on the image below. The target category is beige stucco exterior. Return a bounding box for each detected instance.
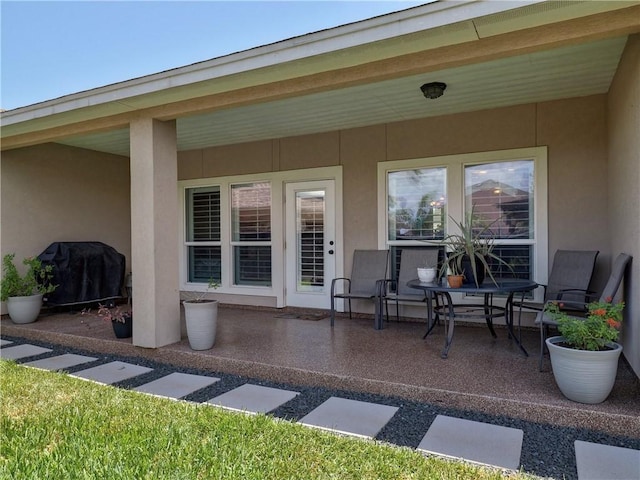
[608,33,640,376]
[1,2,638,377]
[0,143,131,268]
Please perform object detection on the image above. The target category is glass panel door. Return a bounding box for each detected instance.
[285,180,335,308]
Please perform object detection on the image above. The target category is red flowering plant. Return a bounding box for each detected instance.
[544,297,624,351]
[82,303,131,324]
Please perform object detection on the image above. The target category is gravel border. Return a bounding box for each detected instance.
[3,334,639,480]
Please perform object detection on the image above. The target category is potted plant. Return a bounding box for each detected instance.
[438,207,511,287]
[83,303,133,338]
[543,298,624,404]
[1,253,57,324]
[183,279,219,350]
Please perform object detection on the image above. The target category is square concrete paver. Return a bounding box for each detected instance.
[208,384,299,414]
[418,415,523,470]
[299,396,398,438]
[1,339,13,346]
[24,353,98,371]
[72,361,152,385]
[0,344,52,360]
[134,372,220,399]
[575,440,640,480]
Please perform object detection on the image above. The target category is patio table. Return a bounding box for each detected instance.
[407,278,538,359]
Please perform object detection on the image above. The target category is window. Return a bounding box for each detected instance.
[231,182,272,286]
[184,182,273,288]
[388,168,446,241]
[464,160,534,279]
[378,147,548,299]
[185,186,221,283]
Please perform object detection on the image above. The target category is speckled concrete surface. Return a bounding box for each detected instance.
[2,304,639,438]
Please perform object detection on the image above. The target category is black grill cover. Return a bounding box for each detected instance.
[38,242,126,306]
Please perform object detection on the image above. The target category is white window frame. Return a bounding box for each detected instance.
[179,166,343,307]
[377,147,548,304]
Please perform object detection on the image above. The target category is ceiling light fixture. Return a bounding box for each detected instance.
[420,82,447,99]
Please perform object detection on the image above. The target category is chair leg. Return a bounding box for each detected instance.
[330,295,335,327]
[539,323,546,372]
[348,299,352,319]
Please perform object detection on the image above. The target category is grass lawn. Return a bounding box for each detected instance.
[1,360,536,479]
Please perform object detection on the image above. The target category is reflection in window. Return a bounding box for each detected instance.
[231,182,272,286]
[465,161,534,240]
[388,168,446,241]
[185,186,221,283]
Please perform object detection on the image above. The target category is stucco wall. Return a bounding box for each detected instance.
[0,143,132,309]
[608,34,640,377]
[179,97,611,292]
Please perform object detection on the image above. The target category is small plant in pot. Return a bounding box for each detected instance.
[1,253,57,324]
[543,298,624,404]
[83,303,133,338]
[438,207,512,287]
[183,279,220,350]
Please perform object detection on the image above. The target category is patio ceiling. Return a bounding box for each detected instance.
[57,35,627,157]
[3,1,637,158]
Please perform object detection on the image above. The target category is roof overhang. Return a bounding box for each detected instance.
[2,0,639,155]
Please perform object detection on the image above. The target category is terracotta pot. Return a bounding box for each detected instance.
[447,275,464,288]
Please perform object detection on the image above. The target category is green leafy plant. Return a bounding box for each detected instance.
[0,253,57,302]
[185,278,220,303]
[544,298,624,351]
[438,207,512,286]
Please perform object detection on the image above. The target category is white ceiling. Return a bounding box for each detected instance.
[57,35,627,157]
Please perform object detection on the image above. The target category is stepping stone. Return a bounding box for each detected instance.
[134,372,220,399]
[575,440,640,480]
[208,384,299,414]
[72,361,152,385]
[1,339,13,346]
[24,353,98,371]
[417,415,523,470]
[0,344,52,360]
[299,397,398,438]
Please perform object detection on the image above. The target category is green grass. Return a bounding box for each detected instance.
[1,360,535,479]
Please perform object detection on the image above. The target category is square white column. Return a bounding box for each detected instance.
[130,118,180,348]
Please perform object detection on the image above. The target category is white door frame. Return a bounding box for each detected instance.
[285,179,337,309]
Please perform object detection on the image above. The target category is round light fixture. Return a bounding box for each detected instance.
[420,82,447,99]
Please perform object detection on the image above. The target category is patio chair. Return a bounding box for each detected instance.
[514,249,599,312]
[536,252,632,371]
[330,249,389,329]
[381,247,440,323]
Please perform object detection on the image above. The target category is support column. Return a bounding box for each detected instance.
[129,118,180,348]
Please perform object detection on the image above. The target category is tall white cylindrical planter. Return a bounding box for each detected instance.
[546,336,622,404]
[183,300,218,350]
[6,294,44,324]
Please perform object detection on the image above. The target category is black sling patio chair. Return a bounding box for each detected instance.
[513,249,599,312]
[380,247,440,323]
[535,253,632,371]
[330,249,389,329]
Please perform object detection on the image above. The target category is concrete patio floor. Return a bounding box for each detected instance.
[2,304,639,438]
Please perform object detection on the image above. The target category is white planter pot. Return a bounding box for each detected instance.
[417,267,436,283]
[6,294,44,324]
[183,300,218,350]
[546,336,622,404]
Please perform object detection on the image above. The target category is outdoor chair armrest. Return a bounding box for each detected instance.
[553,288,594,300]
[330,277,351,295]
[378,278,395,296]
[540,298,589,313]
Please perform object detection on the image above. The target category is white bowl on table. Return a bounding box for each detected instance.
[417,267,436,283]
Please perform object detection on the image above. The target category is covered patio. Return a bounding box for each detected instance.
[2,305,638,439]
